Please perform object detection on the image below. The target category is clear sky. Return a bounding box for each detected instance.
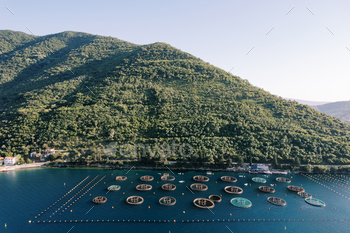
[1,0,350,102]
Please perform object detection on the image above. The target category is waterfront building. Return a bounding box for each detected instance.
[4,157,16,166]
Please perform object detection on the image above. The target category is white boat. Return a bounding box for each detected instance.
[270,184,274,186]
[239,175,244,178]
[280,171,288,175]
[179,180,185,183]
[178,173,182,175]
[206,171,212,175]
[244,183,248,186]
[264,171,272,175]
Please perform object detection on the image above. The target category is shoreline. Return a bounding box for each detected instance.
[1,162,50,171]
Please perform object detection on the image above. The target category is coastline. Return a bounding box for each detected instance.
[1,162,50,171]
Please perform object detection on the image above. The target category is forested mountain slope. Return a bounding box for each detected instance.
[1,30,350,165]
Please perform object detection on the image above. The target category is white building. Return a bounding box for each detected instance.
[4,157,16,166]
[0,157,4,165]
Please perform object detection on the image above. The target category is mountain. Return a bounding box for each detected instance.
[314,101,350,124]
[1,30,350,165]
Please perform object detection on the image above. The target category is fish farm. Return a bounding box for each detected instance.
[161,173,175,181]
[140,175,154,182]
[252,177,267,183]
[297,191,312,198]
[107,185,121,191]
[224,186,243,194]
[126,196,144,205]
[276,177,291,183]
[115,176,127,181]
[267,197,287,206]
[287,185,305,192]
[259,186,275,193]
[230,197,252,208]
[193,198,215,209]
[136,184,152,191]
[161,183,176,191]
[220,176,237,183]
[190,183,208,191]
[193,175,210,182]
[208,194,222,203]
[305,197,326,207]
[159,196,176,206]
[92,196,107,204]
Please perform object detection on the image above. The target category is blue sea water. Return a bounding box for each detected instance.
[1,168,350,233]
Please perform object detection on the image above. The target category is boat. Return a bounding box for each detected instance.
[267,197,286,206]
[280,171,288,175]
[2,170,8,172]
[159,196,176,206]
[179,180,185,183]
[161,173,175,181]
[264,171,272,175]
[239,175,244,178]
[244,183,248,186]
[224,186,243,194]
[207,171,212,175]
[208,195,222,203]
[193,198,215,209]
[178,173,182,175]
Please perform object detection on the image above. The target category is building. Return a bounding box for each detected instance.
[42,149,56,158]
[0,157,4,165]
[4,157,16,166]
[30,152,37,157]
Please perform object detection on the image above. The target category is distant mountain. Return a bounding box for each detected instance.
[285,98,331,106]
[1,30,350,165]
[314,101,350,124]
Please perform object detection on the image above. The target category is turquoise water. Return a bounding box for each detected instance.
[1,168,350,233]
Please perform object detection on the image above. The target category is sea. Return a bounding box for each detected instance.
[1,168,350,233]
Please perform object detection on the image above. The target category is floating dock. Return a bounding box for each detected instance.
[208,195,222,203]
[297,191,312,198]
[193,175,209,182]
[230,197,252,208]
[126,196,144,205]
[92,196,107,204]
[159,196,176,206]
[115,176,127,181]
[252,177,266,183]
[161,183,176,191]
[193,198,215,209]
[224,186,243,194]
[276,177,291,183]
[221,176,237,183]
[259,186,275,193]
[107,185,121,191]
[267,197,286,206]
[190,183,208,191]
[140,175,154,182]
[136,184,152,191]
[305,197,325,207]
[287,185,305,192]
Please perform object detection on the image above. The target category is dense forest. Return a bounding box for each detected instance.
[1,30,350,166]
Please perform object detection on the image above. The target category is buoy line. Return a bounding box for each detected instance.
[33,176,90,219]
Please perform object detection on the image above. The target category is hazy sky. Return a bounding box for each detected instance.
[1,0,350,102]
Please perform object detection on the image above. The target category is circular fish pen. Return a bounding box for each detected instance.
[252,177,267,183]
[159,196,176,206]
[297,191,312,198]
[107,185,121,191]
[259,186,275,193]
[267,197,287,206]
[230,197,252,208]
[161,183,176,191]
[193,175,209,182]
[287,185,305,192]
[161,173,175,181]
[140,175,154,182]
[136,184,152,191]
[193,198,215,209]
[224,186,243,194]
[190,183,208,191]
[126,196,144,205]
[305,197,326,207]
[276,177,291,183]
[208,195,222,203]
[221,176,237,183]
[115,176,127,181]
[92,196,107,204]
